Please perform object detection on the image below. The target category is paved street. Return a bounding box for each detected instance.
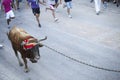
[0,0,120,80]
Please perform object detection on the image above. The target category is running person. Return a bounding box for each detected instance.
[27,0,45,27]
[45,0,58,21]
[2,0,15,28]
[62,0,72,18]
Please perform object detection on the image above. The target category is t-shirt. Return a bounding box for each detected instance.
[28,0,40,8]
[64,0,72,2]
[2,0,12,13]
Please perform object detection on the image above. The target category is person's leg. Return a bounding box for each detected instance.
[32,8,41,27]
[55,0,59,8]
[35,13,41,27]
[8,10,15,26]
[16,0,20,9]
[102,0,107,8]
[6,11,11,25]
[11,0,17,9]
[7,18,10,25]
[94,0,100,15]
[46,5,58,21]
[66,1,72,18]
[98,0,101,11]
[51,8,58,21]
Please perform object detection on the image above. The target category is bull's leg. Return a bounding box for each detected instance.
[13,46,23,66]
[22,57,29,73]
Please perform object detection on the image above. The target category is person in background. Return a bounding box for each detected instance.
[12,0,22,9]
[45,0,58,22]
[27,0,45,27]
[62,0,72,18]
[94,0,101,15]
[1,0,15,28]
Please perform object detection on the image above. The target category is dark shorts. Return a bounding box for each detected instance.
[55,0,58,3]
[32,8,40,15]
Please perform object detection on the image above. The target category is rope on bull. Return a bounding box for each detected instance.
[44,44,120,73]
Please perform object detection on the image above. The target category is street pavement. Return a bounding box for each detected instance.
[0,0,120,80]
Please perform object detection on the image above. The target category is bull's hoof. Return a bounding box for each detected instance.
[24,68,30,73]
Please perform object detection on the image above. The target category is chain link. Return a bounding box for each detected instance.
[44,44,120,73]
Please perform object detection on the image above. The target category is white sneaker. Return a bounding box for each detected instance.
[54,18,58,22]
[68,15,72,18]
[0,44,3,48]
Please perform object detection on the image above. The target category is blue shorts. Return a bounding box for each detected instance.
[66,1,72,9]
[32,8,40,15]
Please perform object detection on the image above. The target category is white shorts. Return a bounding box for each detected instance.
[6,10,15,19]
[66,1,72,9]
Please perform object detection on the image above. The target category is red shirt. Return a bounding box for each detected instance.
[2,0,12,13]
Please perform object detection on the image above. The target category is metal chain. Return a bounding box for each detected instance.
[44,44,120,73]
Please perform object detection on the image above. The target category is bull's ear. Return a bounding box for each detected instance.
[38,43,44,47]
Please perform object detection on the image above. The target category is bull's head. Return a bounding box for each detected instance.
[22,36,47,63]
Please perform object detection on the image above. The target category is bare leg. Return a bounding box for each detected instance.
[7,19,11,25]
[35,13,41,27]
[46,8,58,21]
[67,8,72,18]
[7,17,15,25]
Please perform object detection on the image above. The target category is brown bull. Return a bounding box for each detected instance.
[7,26,47,72]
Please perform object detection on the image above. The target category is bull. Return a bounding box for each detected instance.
[7,26,47,72]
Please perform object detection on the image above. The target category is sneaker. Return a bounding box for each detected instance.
[38,23,41,28]
[96,11,100,15]
[54,18,58,22]
[0,44,3,48]
[68,15,72,18]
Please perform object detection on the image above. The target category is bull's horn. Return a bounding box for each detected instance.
[38,36,47,42]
